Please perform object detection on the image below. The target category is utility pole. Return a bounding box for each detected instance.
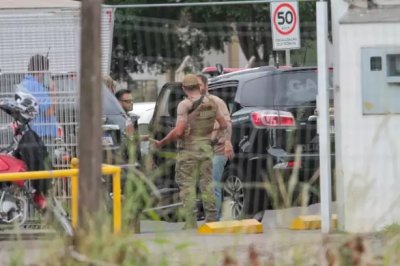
[78,0,103,230]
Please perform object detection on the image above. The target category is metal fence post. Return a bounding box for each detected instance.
[317,0,332,233]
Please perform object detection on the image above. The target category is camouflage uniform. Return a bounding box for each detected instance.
[175,95,221,226]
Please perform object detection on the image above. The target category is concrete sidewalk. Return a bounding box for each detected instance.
[0,227,330,265]
[138,227,325,265]
[0,203,386,265]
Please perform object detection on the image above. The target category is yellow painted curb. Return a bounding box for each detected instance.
[290,214,338,230]
[198,219,263,234]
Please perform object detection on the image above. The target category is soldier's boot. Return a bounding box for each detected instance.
[204,206,219,223]
[204,215,218,223]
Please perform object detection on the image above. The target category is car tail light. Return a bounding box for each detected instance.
[287,161,301,168]
[251,110,295,128]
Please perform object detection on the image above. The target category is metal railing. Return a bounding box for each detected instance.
[0,158,122,234]
[70,158,122,234]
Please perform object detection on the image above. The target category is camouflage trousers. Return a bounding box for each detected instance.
[175,147,218,224]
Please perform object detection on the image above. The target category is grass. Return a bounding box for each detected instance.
[383,223,400,237]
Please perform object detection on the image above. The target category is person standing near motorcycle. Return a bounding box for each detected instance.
[18,54,58,209]
[114,89,144,232]
[197,74,234,219]
[21,54,58,139]
[154,74,228,229]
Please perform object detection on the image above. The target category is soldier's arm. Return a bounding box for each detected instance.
[216,100,234,159]
[156,101,188,148]
[219,99,232,142]
[215,107,228,131]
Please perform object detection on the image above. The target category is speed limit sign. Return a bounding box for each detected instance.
[271,1,301,50]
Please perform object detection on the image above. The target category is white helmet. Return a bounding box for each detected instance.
[14,86,39,122]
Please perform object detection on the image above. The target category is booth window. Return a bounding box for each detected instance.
[387,54,400,77]
[370,56,382,71]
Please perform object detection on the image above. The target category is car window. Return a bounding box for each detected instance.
[53,75,125,116]
[102,84,126,116]
[240,76,275,107]
[274,71,318,106]
[209,86,237,114]
[153,85,185,120]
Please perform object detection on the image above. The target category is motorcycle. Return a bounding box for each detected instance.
[0,89,73,236]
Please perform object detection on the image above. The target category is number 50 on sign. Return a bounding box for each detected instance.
[270,1,301,50]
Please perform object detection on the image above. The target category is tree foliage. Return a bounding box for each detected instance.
[105,0,323,80]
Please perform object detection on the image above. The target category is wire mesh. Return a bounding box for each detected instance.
[0,0,329,235]
[110,1,323,224]
[0,6,114,222]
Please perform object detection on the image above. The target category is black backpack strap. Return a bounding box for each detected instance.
[188,95,204,114]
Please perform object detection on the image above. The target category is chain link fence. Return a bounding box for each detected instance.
[108,0,330,223]
[0,5,114,221]
[0,0,329,230]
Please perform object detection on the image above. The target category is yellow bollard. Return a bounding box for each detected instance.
[70,159,79,229]
[70,175,78,228]
[290,214,338,230]
[198,219,263,234]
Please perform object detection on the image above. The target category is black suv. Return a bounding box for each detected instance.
[149,66,334,220]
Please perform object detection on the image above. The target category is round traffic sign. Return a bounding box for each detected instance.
[273,3,297,35]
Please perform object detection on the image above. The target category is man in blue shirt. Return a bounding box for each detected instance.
[20,54,58,138]
[19,54,58,209]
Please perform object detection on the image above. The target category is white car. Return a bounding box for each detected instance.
[129,102,156,155]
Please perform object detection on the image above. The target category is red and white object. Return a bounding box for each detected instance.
[270,1,301,50]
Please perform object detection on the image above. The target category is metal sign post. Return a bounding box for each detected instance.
[285,49,291,66]
[316,0,332,233]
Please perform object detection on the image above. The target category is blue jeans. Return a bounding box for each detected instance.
[212,155,227,219]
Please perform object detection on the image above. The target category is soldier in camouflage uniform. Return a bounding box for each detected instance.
[155,74,228,229]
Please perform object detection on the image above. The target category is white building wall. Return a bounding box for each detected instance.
[239,49,248,68]
[338,23,400,232]
[129,41,249,95]
[203,47,230,68]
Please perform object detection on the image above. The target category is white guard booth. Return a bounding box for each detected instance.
[335,0,400,232]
